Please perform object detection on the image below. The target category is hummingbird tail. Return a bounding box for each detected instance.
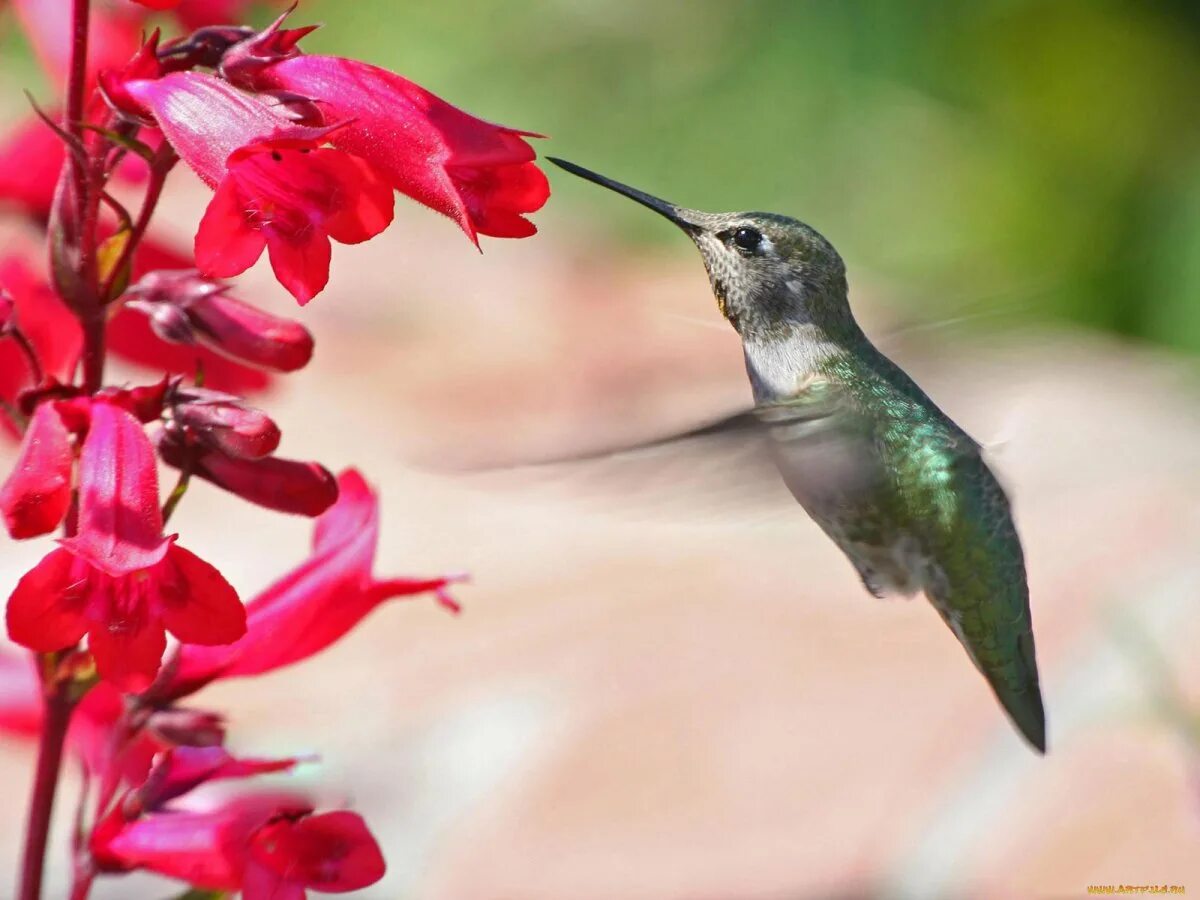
[986,671,1047,754]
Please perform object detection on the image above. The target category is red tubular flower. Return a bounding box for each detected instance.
[0,256,83,413]
[0,116,65,219]
[135,746,300,813]
[169,469,461,698]
[158,439,338,517]
[10,0,142,84]
[0,651,160,784]
[0,402,73,538]
[244,811,386,898]
[124,266,315,373]
[194,139,395,303]
[5,403,246,691]
[0,650,40,736]
[172,392,281,460]
[243,54,550,242]
[94,793,384,898]
[118,72,395,303]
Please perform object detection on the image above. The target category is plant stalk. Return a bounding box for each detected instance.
[16,681,73,900]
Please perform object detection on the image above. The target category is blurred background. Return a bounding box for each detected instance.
[1,0,1199,897]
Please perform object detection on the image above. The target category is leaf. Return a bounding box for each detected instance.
[96,228,132,295]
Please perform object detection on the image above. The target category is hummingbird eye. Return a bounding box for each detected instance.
[731,226,763,253]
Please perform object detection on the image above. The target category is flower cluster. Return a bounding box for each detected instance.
[0,1,541,897]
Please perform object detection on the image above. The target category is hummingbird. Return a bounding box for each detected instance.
[547,157,1047,753]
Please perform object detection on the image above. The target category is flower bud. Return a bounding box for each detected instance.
[159,438,338,517]
[157,25,257,72]
[125,269,314,372]
[145,707,226,749]
[219,11,317,87]
[186,290,314,372]
[172,394,281,459]
[98,32,164,124]
[125,297,197,346]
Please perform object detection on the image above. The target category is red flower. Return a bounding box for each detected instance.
[0,116,64,219]
[5,403,246,691]
[241,52,550,242]
[0,255,83,414]
[0,649,40,736]
[0,402,73,538]
[0,651,160,783]
[244,810,385,898]
[158,440,339,517]
[119,72,395,303]
[194,139,394,303]
[123,265,314,374]
[9,0,142,83]
[169,468,461,698]
[95,794,385,897]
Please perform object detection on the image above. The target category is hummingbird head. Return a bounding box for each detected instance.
[548,158,853,340]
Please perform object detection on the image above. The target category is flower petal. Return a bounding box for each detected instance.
[61,403,169,576]
[123,72,326,188]
[0,649,41,737]
[94,793,313,888]
[322,153,395,245]
[6,547,89,651]
[1,402,73,538]
[242,862,306,900]
[158,544,246,645]
[249,811,385,892]
[0,255,83,405]
[195,179,268,279]
[0,116,65,218]
[251,56,548,242]
[87,616,167,694]
[169,469,455,697]
[264,229,331,306]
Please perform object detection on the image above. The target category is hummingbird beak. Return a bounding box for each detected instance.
[546,157,702,234]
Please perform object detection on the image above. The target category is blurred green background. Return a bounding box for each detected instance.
[5,0,1200,352]
[303,0,1200,354]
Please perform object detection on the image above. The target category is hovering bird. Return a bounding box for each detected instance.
[547,157,1047,752]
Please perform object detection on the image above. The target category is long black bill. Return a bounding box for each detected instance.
[546,157,700,233]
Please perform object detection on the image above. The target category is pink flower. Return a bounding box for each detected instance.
[5,403,246,691]
[238,51,549,242]
[168,468,460,698]
[0,402,73,538]
[119,72,395,304]
[95,794,385,898]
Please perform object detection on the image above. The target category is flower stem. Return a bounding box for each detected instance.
[16,677,73,900]
[65,0,89,199]
[80,309,105,394]
[101,146,178,302]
